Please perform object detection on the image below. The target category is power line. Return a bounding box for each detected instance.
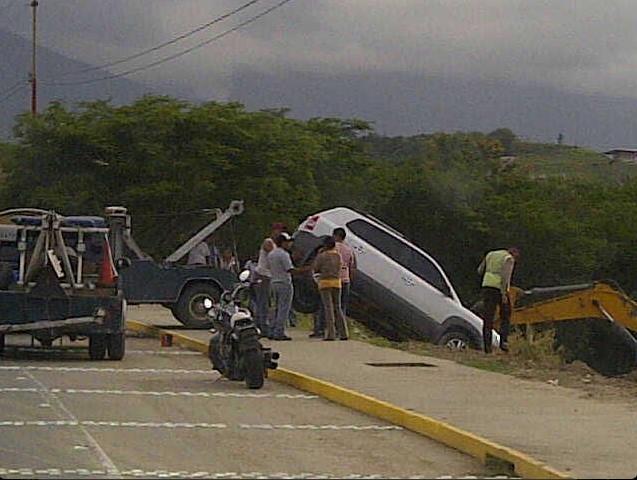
[61,0,263,77]
[0,79,24,98]
[43,0,294,87]
[0,80,26,105]
[0,0,21,16]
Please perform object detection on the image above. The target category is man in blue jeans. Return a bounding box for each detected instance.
[267,232,297,341]
[253,223,286,337]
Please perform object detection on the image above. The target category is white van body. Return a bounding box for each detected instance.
[293,207,500,350]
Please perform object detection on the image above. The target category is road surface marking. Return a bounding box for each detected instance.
[22,370,121,477]
[0,387,318,399]
[0,420,399,431]
[0,420,228,429]
[2,349,201,356]
[239,424,403,431]
[0,468,517,479]
[0,366,212,374]
[127,350,202,356]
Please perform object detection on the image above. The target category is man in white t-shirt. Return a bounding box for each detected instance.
[187,241,211,266]
[253,222,286,336]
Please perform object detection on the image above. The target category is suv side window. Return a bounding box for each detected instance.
[398,247,451,297]
[347,219,451,297]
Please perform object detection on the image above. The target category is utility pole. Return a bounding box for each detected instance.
[29,0,38,115]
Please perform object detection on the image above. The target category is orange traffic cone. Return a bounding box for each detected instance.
[98,237,118,287]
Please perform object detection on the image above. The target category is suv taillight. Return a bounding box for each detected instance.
[305,215,320,231]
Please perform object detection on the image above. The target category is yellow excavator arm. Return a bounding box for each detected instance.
[502,281,637,375]
[509,282,637,332]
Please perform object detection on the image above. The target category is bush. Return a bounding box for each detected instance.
[509,328,563,369]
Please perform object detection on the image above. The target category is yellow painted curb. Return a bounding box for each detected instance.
[126,320,570,479]
[127,320,207,353]
[269,368,568,479]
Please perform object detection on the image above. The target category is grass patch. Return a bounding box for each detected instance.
[349,320,404,348]
[347,318,566,377]
[295,310,568,379]
[459,358,515,374]
[513,144,637,183]
[508,328,564,369]
[293,312,314,331]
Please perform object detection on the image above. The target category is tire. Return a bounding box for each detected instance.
[107,332,125,361]
[557,319,637,376]
[208,333,225,374]
[89,335,107,360]
[292,275,320,314]
[0,334,4,355]
[292,290,320,314]
[173,283,220,329]
[243,348,265,389]
[438,329,473,351]
[584,323,636,376]
[0,262,12,290]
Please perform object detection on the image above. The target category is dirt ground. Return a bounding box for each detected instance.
[416,343,637,401]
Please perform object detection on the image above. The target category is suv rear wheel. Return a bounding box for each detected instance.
[438,329,473,351]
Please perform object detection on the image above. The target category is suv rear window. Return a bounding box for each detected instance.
[347,219,451,297]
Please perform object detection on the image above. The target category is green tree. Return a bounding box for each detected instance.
[1,97,373,259]
[487,128,517,155]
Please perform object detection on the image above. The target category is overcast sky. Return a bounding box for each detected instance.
[1,0,637,101]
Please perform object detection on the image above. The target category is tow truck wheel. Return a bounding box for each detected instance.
[173,283,220,329]
[89,335,107,360]
[107,333,125,361]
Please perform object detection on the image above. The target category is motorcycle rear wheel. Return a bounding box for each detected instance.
[243,348,265,389]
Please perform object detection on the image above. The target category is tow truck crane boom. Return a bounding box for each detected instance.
[164,200,244,264]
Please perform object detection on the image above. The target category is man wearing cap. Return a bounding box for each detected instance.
[253,223,286,337]
[187,240,211,266]
[267,232,296,341]
[477,247,521,353]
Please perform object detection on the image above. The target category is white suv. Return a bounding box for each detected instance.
[292,207,499,350]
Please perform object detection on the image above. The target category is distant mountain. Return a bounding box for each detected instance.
[229,69,637,152]
[4,25,637,152]
[0,29,154,138]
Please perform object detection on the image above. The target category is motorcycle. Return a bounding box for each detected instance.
[206,270,279,389]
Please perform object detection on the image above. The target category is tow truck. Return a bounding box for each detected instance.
[0,200,245,359]
[107,200,245,328]
[0,208,126,360]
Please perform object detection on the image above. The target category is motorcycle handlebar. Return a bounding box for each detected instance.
[226,282,250,303]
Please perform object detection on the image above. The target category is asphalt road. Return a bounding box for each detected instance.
[0,335,489,479]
